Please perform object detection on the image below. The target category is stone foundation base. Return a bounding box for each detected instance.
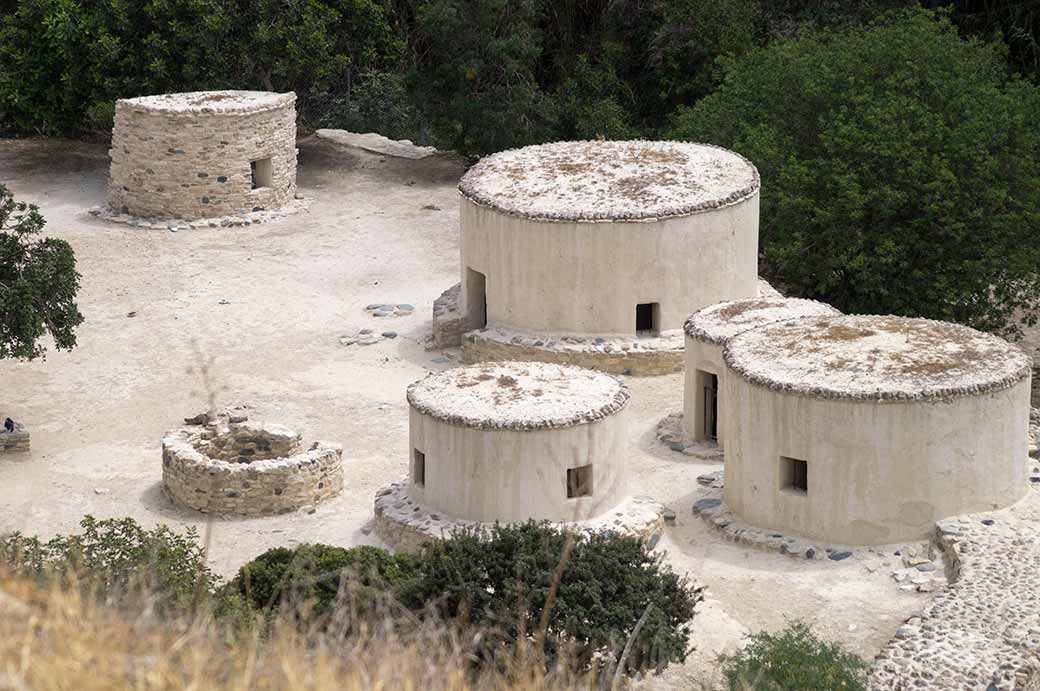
[655,412,724,460]
[374,480,666,552]
[461,327,683,376]
[89,196,308,232]
[430,283,464,349]
[0,422,29,453]
[162,407,343,515]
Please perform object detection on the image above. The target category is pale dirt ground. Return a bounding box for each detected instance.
[0,136,925,687]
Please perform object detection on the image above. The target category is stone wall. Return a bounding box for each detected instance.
[462,329,683,376]
[108,91,297,220]
[161,411,342,515]
[0,423,29,453]
[431,283,464,349]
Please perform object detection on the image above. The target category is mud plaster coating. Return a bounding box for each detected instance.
[161,409,342,515]
[108,91,298,220]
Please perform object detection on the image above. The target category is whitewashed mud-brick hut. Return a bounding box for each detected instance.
[723,314,1033,545]
[374,361,663,550]
[108,91,297,220]
[432,140,761,375]
[682,297,839,448]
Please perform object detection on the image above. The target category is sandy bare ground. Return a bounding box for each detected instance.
[0,136,924,687]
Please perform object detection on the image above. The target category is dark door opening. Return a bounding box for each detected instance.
[567,464,594,498]
[636,302,659,336]
[251,157,273,189]
[703,373,718,440]
[466,268,487,329]
[413,449,426,487]
[780,456,808,495]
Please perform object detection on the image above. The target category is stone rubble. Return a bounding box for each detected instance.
[0,419,29,454]
[365,302,415,319]
[88,196,308,232]
[374,480,666,552]
[655,412,724,460]
[430,283,464,349]
[870,485,1040,690]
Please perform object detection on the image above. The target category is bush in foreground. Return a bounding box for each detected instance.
[721,621,868,691]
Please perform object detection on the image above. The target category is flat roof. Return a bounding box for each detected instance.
[116,90,295,115]
[459,140,759,222]
[407,362,628,430]
[685,297,840,345]
[724,314,1032,401]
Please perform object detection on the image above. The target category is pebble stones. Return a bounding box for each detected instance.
[365,303,414,318]
[340,328,389,347]
[88,197,307,232]
[655,412,724,460]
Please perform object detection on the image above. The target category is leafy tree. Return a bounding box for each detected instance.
[0,515,216,614]
[401,522,703,676]
[670,9,1040,335]
[721,621,868,691]
[227,543,418,622]
[0,184,83,360]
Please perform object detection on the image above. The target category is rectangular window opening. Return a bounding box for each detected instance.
[567,464,593,499]
[636,302,659,336]
[780,456,808,495]
[413,449,426,487]
[251,157,273,189]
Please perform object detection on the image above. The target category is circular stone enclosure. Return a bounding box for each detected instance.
[162,410,342,515]
[108,91,297,220]
[723,315,1033,545]
[457,141,760,368]
[682,297,840,447]
[401,361,631,524]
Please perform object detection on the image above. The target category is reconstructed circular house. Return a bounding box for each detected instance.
[374,361,663,550]
[722,314,1034,545]
[682,297,839,448]
[162,408,342,515]
[108,91,297,220]
[449,140,760,375]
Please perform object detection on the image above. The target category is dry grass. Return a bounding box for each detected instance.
[0,571,599,691]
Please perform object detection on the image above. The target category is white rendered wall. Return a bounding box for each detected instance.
[723,372,1032,544]
[460,194,759,335]
[406,407,629,522]
[683,336,725,447]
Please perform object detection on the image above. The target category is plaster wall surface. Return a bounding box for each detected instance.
[108,91,297,220]
[683,337,725,445]
[406,406,629,522]
[723,375,1032,545]
[460,194,759,336]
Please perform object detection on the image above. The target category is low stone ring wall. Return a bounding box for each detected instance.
[161,410,343,515]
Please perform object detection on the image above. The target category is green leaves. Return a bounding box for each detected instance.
[0,184,83,360]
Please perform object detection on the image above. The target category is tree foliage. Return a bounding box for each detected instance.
[0,184,83,360]
[670,9,1040,334]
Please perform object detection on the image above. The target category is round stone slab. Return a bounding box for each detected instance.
[684,297,840,345]
[458,140,759,222]
[724,314,1033,401]
[406,361,629,430]
[117,90,294,115]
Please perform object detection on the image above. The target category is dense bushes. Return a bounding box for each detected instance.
[721,621,868,691]
[671,9,1040,334]
[0,183,82,360]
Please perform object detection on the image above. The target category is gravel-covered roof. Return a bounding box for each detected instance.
[684,297,840,345]
[116,91,295,115]
[407,362,629,430]
[458,140,759,222]
[724,314,1033,401]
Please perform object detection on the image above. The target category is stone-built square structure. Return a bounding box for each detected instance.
[108,91,298,220]
[433,140,761,375]
[0,419,29,453]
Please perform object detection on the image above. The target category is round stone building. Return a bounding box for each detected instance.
[722,314,1034,545]
[682,297,839,448]
[108,91,297,220]
[449,140,760,375]
[374,361,664,550]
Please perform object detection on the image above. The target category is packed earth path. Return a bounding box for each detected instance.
[0,134,991,688]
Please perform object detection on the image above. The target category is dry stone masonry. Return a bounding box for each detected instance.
[162,407,342,515]
[0,419,29,453]
[107,91,298,222]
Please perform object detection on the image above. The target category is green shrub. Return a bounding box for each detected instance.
[401,522,703,676]
[721,621,867,691]
[0,515,216,614]
[670,9,1040,335]
[0,183,83,360]
[312,70,423,142]
[228,543,419,623]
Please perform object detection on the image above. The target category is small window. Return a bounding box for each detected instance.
[567,464,593,498]
[413,449,426,487]
[251,157,273,189]
[780,456,808,495]
[636,303,659,336]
